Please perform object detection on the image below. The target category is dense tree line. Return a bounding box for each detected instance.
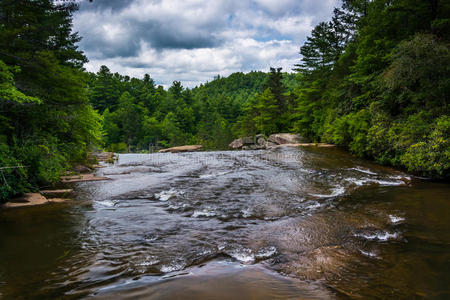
[88,67,296,152]
[292,0,449,178]
[0,0,101,201]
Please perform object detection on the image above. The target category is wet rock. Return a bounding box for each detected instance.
[229,135,267,149]
[268,143,336,149]
[40,189,73,198]
[91,152,115,162]
[158,145,202,153]
[73,165,92,173]
[60,174,110,183]
[229,137,254,149]
[230,133,312,150]
[48,198,70,203]
[103,171,131,175]
[3,193,49,208]
[268,133,305,145]
[249,144,265,150]
[92,164,106,169]
[256,135,267,147]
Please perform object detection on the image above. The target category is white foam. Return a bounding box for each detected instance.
[154,188,179,201]
[350,167,377,175]
[354,231,399,241]
[192,209,216,218]
[389,214,405,224]
[97,200,116,207]
[310,186,345,198]
[227,248,255,263]
[349,178,404,187]
[241,208,253,218]
[138,256,159,266]
[198,248,214,256]
[199,171,231,179]
[160,260,186,273]
[359,250,378,258]
[305,202,322,210]
[390,174,411,181]
[255,246,277,259]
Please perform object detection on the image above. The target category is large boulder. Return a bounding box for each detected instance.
[268,133,305,145]
[255,134,267,146]
[229,137,254,149]
[229,133,307,150]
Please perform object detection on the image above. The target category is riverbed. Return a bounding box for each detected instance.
[1,147,449,299]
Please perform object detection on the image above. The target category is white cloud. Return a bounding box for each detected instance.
[74,0,339,87]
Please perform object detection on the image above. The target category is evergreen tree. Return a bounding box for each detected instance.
[0,0,101,201]
[253,89,279,135]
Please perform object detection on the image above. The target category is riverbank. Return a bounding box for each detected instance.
[1,152,115,208]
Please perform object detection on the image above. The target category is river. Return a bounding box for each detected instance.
[1,147,449,299]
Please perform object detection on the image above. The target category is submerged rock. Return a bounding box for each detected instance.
[158,145,202,153]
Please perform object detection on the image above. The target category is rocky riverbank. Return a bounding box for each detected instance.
[229,133,335,150]
[2,190,73,208]
[2,152,115,209]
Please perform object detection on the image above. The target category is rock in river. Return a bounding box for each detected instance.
[158,145,202,153]
[267,133,305,145]
[229,137,255,149]
[229,133,307,150]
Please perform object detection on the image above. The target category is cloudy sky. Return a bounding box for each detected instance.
[73,0,339,87]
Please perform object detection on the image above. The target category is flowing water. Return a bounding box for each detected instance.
[1,147,449,299]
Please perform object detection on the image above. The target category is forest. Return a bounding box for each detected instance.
[0,0,449,202]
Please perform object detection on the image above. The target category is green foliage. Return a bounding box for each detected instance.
[0,140,28,200]
[109,143,128,153]
[382,34,449,116]
[0,60,41,104]
[252,89,279,135]
[401,116,450,176]
[0,0,102,202]
[91,68,281,150]
[291,0,450,178]
[324,109,370,156]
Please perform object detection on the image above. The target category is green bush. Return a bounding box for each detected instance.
[109,142,128,153]
[401,116,450,177]
[0,141,28,201]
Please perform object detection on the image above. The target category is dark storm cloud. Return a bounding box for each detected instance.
[78,18,220,59]
[135,21,221,50]
[75,0,226,58]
